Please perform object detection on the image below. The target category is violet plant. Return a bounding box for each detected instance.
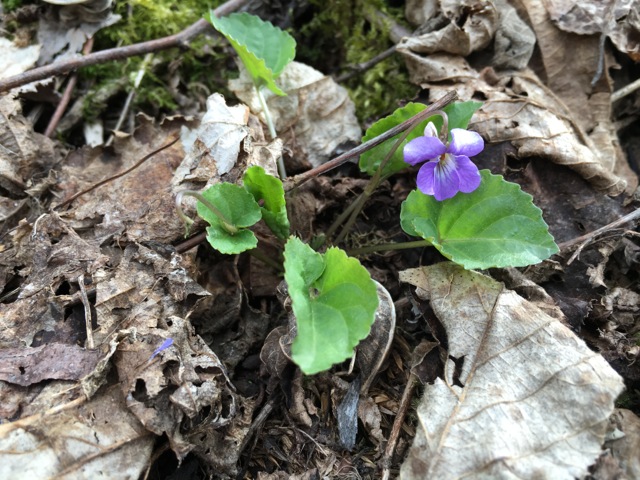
[176,13,558,375]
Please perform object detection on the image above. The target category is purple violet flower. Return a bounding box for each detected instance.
[404,122,484,201]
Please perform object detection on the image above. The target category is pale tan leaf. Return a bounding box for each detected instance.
[0,388,153,479]
[399,262,624,480]
[399,0,498,56]
[229,61,361,167]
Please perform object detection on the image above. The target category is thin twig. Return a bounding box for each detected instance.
[559,207,640,265]
[612,76,640,102]
[285,90,458,191]
[175,231,207,254]
[381,373,418,480]
[106,53,154,146]
[336,45,397,83]
[54,135,179,210]
[78,274,95,349]
[45,37,95,138]
[0,0,250,93]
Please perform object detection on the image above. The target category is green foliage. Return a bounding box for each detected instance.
[206,11,296,96]
[359,101,482,177]
[243,166,290,239]
[1,0,23,13]
[284,237,379,374]
[400,171,559,269]
[197,183,262,254]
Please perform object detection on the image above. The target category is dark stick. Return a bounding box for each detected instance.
[0,0,249,93]
[284,90,457,191]
[44,37,95,137]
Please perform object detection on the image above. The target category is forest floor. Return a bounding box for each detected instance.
[1,0,640,479]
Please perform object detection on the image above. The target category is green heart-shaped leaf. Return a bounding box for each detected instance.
[284,237,379,374]
[243,166,290,239]
[207,11,296,96]
[197,183,262,254]
[400,170,559,269]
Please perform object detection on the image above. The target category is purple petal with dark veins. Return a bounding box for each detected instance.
[453,155,481,193]
[404,136,447,166]
[448,129,484,157]
[416,161,437,195]
[433,155,460,201]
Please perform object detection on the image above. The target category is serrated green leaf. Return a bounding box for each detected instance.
[400,170,559,269]
[206,11,296,96]
[243,166,290,239]
[284,237,379,374]
[359,101,482,177]
[197,183,262,254]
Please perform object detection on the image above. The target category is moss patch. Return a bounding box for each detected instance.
[293,0,416,123]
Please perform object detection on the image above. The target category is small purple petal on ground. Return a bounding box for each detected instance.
[150,338,173,360]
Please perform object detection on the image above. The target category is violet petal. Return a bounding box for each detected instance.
[433,155,460,201]
[448,129,484,157]
[423,122,438,137]
[453,155,481,193]
[404,136,447,166]
[416,161,437,195]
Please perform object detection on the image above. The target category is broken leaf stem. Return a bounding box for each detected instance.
[256,84,287,179]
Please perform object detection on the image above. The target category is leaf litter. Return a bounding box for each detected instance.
[1,0,640,478]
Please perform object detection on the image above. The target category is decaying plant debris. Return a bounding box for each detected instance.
[1,0,640,479]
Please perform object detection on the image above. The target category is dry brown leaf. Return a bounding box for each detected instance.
[449,75,632,195]
[606,408,640,479]
[399,0,498,56]
[229,61,361,167]
[0,387,153,478]
[55,118,187,244]
[399,262,624,479]
[0,96,57,196]
[356,281,395,395]
[399,0,638,196]
[0,343,101,386]
[545,0,640,61]
[0,38,40,80]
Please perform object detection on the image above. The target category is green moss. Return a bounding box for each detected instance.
[1,0,24,13]
[293,0,416,123]
[80,0,233,121]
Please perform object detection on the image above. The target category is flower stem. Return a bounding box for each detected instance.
[175,190,238,235]
[347,240,432,256]
[256,84,287,179]
[333,119,418,244]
